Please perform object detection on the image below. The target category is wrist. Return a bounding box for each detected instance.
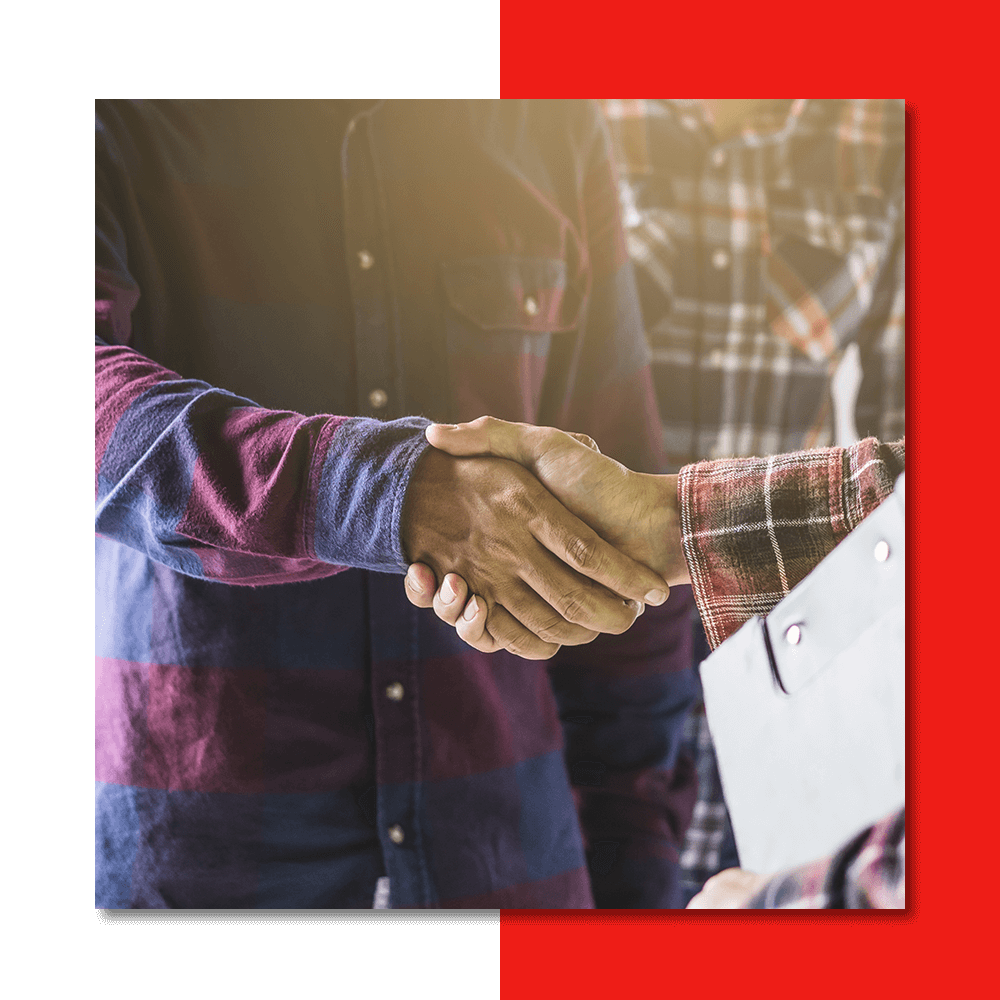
[639,473,688,586]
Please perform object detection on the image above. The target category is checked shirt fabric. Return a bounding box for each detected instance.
[602,99,905,895]
[602,98,905,465]
[679,436,906,907]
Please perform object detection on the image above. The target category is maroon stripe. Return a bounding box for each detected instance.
[95,343,183,496]
[176,407,345,562]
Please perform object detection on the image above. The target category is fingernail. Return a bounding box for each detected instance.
[644,589,667,606]
[463,597,479,621]
[405,568,424,595]
[441,577,457,604]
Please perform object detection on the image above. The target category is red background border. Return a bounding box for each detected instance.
[499,2,995,993]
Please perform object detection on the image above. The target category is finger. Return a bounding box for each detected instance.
[446,594,508,656]
[433,573,470,627]
[429,415,604,470]
[525,492,670,610]
[404,563,437,609]
[567,431,601,454]
[425,416,499,457]
[483,602,562,660]
[427,424,669,606]
[422,562,599,649]
[426,415,541,465]
[497,574,603,647]
[455,594,491,648]
[686,869,756,909]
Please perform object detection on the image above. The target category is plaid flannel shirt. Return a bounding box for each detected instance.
[678,436,906,907]
[602,99,905,465]
[603,99,905,896]
[95,100,698,909]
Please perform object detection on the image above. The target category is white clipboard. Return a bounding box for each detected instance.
[699,475,905,875]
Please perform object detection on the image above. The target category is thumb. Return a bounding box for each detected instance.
[425,416,541,466]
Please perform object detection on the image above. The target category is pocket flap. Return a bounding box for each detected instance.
[441,256,580,333]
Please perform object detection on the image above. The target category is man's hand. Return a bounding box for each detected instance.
[400,446,672,660]
[403,417,689,652]
[686,868,769,909]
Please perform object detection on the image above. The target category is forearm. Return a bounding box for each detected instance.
[95,341,430,585]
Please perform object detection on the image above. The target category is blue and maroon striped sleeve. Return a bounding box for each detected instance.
[95,340,430,585]
[95,106,430,586]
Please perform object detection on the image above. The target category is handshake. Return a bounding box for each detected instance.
[400,416,690,659]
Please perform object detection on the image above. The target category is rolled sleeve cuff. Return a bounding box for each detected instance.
[312,416,431,573]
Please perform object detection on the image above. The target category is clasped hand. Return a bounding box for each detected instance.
[400,416,688,659]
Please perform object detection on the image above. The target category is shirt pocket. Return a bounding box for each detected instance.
[440,255,582,424]
[764,185,894,363]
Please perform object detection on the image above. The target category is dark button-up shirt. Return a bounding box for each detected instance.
[95,100,697,909]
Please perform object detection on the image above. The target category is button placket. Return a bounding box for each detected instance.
[342,113,397,419]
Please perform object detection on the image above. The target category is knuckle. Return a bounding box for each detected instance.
[566,534,601,573]
[555,587,634,633]
[554,589,595,626]
[526,605,566,637]
[502,632,532,658]
[503,630,553,661]
[532,613,594,647]
[535,621,572,646]
[433,602,460,626]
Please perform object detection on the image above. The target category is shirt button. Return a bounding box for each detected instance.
[874,540,891,562]
[385,682,404,701]
[387,824,405,845]
[357,250,374,270]
[523,295,539,317]
[711,248,730,270]
[711,148,726,167]
[785,624,802,645]
[368,388,388,409]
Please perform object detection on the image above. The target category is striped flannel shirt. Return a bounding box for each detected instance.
[601,99,905,467]
[678,436,906,907]
[95,100,698,910]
